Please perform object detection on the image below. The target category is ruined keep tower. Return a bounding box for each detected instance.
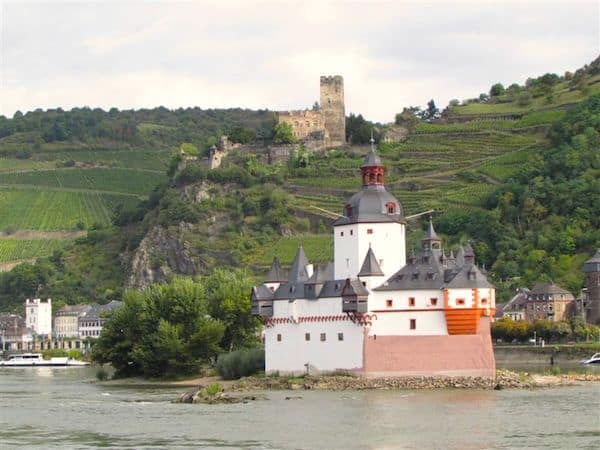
[320,75,346,147]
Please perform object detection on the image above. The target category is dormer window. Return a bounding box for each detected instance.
[345,204,353,217]
[468,271,476,281]
[426,273,434,280]
[411,273,419,280]
[386,202,395,214]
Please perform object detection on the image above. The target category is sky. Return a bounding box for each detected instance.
[0,0,598,122]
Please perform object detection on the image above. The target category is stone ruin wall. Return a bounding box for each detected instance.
[319,75,346,147]
[277,109,327,141]
[277,75,346,150]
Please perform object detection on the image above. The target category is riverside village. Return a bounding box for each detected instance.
[1,6,599,445]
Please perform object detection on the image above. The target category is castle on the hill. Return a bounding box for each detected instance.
[251,143,496,377]
[277,75,346,148]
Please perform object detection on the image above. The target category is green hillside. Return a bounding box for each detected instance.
[0,57,598,311]
[0,107,274,265]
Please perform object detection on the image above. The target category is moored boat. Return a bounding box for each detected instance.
[581,353,600,364]
[0,353,90,367]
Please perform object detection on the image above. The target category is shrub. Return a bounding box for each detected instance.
[216,347,265,380]
[96,367,110,381]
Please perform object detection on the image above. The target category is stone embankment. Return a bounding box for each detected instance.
[229,370,600,392]
[173,370,600,404]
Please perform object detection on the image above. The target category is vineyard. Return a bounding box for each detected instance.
[0,189,138,230]
[1,167,166,196]
[0,239,65,263]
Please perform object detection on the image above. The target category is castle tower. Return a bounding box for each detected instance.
[584,249,600,324]
[333,139,406,280]
[320,75,346,147]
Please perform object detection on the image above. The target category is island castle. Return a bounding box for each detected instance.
[277,75,346,149]
[251,143,496,377]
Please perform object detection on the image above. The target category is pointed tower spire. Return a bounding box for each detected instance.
[421,217,441,250]
[266,257,286,283]
[358,247,384,277]
[288,246,310,283]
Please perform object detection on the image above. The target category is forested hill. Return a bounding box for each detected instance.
[0,58,598,313]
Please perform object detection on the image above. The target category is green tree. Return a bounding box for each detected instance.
[490,83,505,97]
[273,122,297,144]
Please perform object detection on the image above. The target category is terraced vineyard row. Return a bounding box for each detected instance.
[0,189,138,230]
[2,167,166,196]
[0,239,65,263]
[44,149,170,171]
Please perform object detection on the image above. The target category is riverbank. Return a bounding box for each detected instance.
[97,369,600,392]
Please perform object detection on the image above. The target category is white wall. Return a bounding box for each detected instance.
[266,297,364,374]
[334,222,405,280]
[25,298,52,336]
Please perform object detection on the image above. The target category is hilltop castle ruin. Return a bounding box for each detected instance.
[277,75,346,149]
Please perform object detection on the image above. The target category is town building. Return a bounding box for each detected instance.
[0,313,33,351]
[584,249,600,324]
[251,143,496,377]
[501,288,529,321]
[524,282,575,322]
[78,301,122,339]
[53,304,93,339]
[25,298,52,337]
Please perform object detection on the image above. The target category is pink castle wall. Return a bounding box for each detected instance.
[362,317,495,378]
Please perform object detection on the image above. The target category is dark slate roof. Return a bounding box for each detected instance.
[265,257,286,282]
[288,246,310,283]
[376,249,444,291]
[341,278,370,297]
[586,249,600,263]
[529,282,574,299]
[444,264,494,289]
[358,247,384,277]
[361,150,382,168]
[252,284,275,301]
[332,185,405,225]
[307,262,334,284]
[422,219,440,242]
[81,301,123,321]
[584,249,600,273]
[504,288,529,311]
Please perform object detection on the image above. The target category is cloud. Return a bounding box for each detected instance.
[0,0,598,122]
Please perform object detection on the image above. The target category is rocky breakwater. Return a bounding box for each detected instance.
[174,383,265,405]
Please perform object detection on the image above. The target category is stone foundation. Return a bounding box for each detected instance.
[362,317,495,378]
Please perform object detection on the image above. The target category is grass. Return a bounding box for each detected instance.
[0,188,139,230]
[254,234,334,266]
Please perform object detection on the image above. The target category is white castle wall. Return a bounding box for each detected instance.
[334,222,405,281]
[265,297,363,374]
[25,298,52,336]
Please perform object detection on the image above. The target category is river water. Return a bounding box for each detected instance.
[0,367,599,450]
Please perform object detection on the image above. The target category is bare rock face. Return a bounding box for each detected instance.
[183,182,211,204]
[382,125,409,143]
[127,225,197,290]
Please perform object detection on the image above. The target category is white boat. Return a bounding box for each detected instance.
[581,353,600,364]
[0,353,90,367]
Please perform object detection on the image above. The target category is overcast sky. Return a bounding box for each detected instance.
[0,0,598,122]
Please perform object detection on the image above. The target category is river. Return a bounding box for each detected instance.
[0,367,599,449]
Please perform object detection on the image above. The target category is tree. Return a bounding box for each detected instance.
[92,278,226,378]
[490,83,505,97]
[202,268,260,351]
[422,99,439,120]
[273,122,297,144]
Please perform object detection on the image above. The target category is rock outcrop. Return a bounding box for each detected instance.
[128,224,197,290]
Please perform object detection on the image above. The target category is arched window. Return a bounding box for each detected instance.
[377,173,383,183]
[363,174,369,185]
[369,173,375,183]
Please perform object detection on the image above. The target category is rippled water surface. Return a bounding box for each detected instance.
[0,367,599,449]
